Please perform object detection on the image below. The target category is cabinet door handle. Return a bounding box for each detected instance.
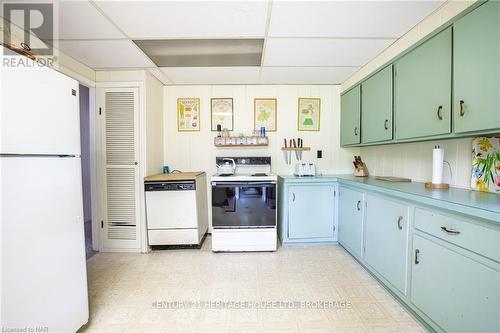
[356,200,361,211]
[415,249,420,265]
[354,127,358,136]
[397,216,403,230]
[459,100,465,117]
[441,226,460,235]
[292,193,296,202]
[437,105,443,120]
[384,119,389,130]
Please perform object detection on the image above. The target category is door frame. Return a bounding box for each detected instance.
[94,81,147,253]
[77,82,100,252]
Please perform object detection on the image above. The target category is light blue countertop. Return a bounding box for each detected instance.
[278,174,500,223]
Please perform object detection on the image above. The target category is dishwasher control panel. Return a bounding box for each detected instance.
[145,181,196,191]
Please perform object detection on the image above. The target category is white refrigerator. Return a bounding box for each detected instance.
[1,57,89,332]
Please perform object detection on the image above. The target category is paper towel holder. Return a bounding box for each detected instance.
[426,144,450,189]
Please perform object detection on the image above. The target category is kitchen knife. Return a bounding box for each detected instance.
[293,139,299,160]
[298,138,303,160]
[283,138,289,165]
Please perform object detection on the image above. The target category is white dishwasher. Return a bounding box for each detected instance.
[145,172,208,246]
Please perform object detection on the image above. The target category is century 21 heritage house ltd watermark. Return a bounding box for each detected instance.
[2,2,58,68]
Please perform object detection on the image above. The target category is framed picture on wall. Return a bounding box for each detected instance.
[298,97,320,131]
[177,98,200,131]
[254,98,277,132]
[211,98,233,131]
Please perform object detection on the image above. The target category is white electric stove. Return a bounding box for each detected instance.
[211,157,277,252]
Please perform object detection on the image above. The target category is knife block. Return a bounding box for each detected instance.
[354,164,369,177]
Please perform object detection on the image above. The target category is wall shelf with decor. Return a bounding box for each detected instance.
[214,136,269,147]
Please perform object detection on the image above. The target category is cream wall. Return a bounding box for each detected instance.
[163,85,357,176]
[164,84,358,229]
[145,72,165,176]
[361,139,473,189]
[342,0,479,189]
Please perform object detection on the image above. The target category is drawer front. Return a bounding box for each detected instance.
[414,208,500,262]
[148,229,200,246]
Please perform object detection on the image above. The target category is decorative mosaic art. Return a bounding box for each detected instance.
[471,137,500,193]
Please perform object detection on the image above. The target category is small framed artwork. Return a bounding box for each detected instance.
[177,98,200,131]
[254,98,277,132]
[298,97,321,131]
[211,98,233,131]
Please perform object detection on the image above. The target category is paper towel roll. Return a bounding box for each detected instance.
[432,145,444,184]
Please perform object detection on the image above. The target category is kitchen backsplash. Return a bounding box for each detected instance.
[163,84,358,177]
[361,138,473,189]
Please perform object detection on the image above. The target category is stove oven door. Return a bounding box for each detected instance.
[211,181,276,228]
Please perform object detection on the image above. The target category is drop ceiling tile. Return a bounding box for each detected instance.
[263,38,394,67]
[58,40,155,68]
[160,67,260,85]
[268,1,444,38]
[93,1,268,38]
[57,1,124,39]
[260,67,359,84]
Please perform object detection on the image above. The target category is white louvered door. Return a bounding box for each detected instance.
[100,88,141,251]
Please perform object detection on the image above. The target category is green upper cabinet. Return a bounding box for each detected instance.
[453,1,500,134]
[394,27,452,140]
[361,65,393,143]
[340,85,361,146]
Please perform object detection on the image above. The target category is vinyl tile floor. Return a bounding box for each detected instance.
[78,236,426,333]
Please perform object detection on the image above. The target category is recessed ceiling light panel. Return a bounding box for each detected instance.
[134,39,264,67]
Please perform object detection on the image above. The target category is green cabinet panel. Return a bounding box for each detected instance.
[365,194,409,295]
[340,85,361,146]
[394,27,452,140]
[288,185,335,240]
[338,186,364,258]
[453,1,500,133]
[411,234,499,333]
[361,65,393,143]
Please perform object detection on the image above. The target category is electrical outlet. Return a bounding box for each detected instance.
[317,150,322,159]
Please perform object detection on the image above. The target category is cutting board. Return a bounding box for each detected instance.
[144,172,205,182]
[375,176,412,182]
[471,137,500,193]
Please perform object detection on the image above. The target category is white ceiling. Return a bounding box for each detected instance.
[50,0,445,85]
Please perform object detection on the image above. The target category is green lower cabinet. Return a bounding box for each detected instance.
[338,186,364,258]
[287,185,335,240]
[340,85,361,146]
[361,65,393,143]
[364,194,409,295]
[411,234,499,333]
[453,1,500,134]
[394,27,452,140]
